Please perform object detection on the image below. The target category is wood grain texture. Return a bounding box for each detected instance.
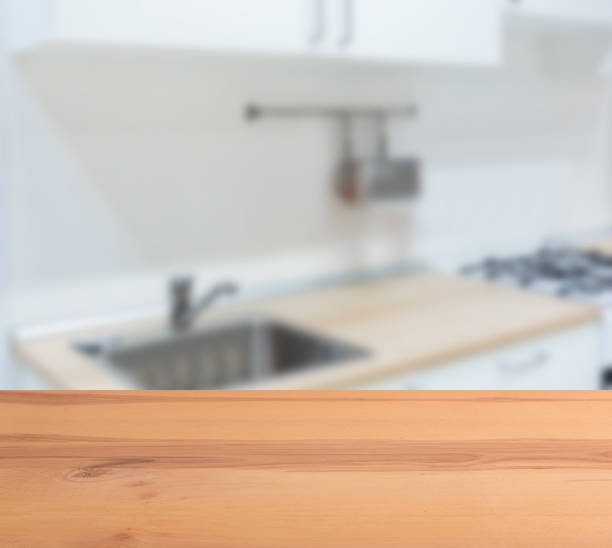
[13,272,601,389]
[3,392,612,547]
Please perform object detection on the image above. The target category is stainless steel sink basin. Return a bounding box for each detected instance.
[74,317,369,389]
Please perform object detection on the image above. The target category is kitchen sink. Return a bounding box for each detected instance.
[74,317,369,389]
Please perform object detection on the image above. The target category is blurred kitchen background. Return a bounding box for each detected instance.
[4,0,612,389]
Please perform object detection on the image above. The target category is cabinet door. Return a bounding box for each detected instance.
[53,0,313,53]
[493,348,552,389]
[505,0,612,24]
[345,0,502,65]
[491,324,600,389]
[356,323,601,390]
[357,353,500,390]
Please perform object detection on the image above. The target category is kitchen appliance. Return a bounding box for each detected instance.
[461,245,612,387]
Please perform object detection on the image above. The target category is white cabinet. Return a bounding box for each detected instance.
[505,0,612,24]
[356,323,601,390]
[9,0,314,54]
[9,0,502,67]
[343,0,502,66]
[12,1,612,66]
[59,0,313,53]
[503,0,612,78]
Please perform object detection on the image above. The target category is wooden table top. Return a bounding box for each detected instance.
[4,391,612,546]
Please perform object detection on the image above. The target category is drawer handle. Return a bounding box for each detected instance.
[498,351,549,374]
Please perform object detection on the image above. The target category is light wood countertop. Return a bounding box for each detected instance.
[578,235,612,256]
[3,391,612,546]
[12,271,600,389]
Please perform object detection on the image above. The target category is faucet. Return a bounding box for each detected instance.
[169,275,238,331]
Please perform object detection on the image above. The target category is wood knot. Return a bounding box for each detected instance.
[66,467,108,481]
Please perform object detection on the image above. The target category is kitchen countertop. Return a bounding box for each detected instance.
[3,391,612,546]
[579,235,612,256]
[13,272,600,389]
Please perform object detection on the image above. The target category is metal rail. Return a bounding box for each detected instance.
[245,103,418,121]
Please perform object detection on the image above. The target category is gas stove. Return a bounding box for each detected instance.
[460,246,612,306]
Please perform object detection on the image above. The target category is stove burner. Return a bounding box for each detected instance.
[461,246,612,302]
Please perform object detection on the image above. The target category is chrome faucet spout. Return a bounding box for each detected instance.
[169,275,238,331]
[192,281,238,317]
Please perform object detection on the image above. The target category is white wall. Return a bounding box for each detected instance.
[4,43,612,326]
[0,0,18,387]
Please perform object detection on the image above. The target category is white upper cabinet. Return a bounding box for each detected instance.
[9,0,503,67]
[503,0,612,77]
[47,0,313,53]
[338,0,502,66]
[505,0,612,25]
[9,0,315,54]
